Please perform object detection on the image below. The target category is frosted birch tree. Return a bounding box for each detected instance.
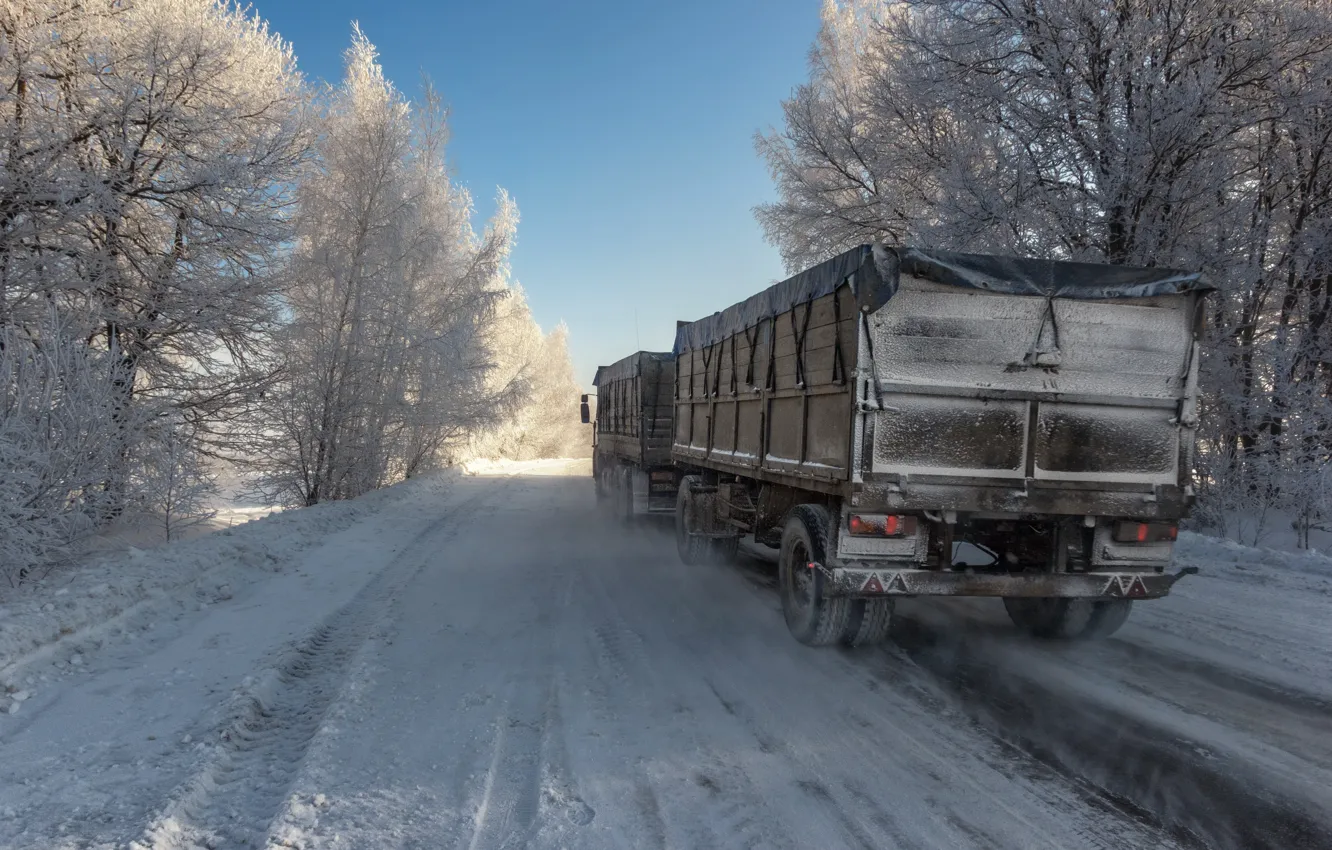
[466,286,590,461]
[256,30,522,505]
[130,419,217,543]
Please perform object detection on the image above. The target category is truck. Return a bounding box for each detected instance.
[671,244,1210,646]
[585,350,678,519]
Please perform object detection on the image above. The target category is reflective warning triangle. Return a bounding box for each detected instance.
[862,575,884,593]
[885,573,909,594]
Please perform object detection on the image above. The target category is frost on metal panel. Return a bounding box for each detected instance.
[867,276,1194,482]
[1035,404,1178,484]
[872,395,1027,478]
[871,278,1192,399]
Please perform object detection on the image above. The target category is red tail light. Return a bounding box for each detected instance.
[848,514,917,538]
[1113,522,1178,544]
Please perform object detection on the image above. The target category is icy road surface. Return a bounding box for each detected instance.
[0,460,1329,849]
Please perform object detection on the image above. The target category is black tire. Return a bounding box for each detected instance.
[841,598,894,647]
[617,468,636,523]
[593,457,606,501]
[779,505,854,646]
[1003,597,1133,640]
[675,475,711,565]
[596,463,616,509]
[1084,599,1133,638]
[710,534,740,564]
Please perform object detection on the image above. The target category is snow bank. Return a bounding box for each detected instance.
[1176,529,1332,577]
[0,472,455,679]
[461,457,590,477]
[1127,530,1332,699]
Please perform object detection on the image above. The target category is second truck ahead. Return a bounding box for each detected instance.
[588,243,1211,647]
[587,351,678,519]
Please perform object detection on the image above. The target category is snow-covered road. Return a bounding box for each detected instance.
[1,460,1329,849]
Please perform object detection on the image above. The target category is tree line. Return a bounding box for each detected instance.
[760,0,1332,545]
[0,1,584,581]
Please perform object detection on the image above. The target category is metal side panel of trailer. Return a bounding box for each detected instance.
[672,282,858,497]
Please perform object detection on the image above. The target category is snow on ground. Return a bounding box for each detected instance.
[459,456,588,477]
[0,471,454,690]
[1130,531,1332,698]
[890,531,1332,849]
[0,462,1329,849]
[256,465,1176,850]
[0,461,567,849]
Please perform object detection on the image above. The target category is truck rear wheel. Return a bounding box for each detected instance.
[596,464,616,508]
[675,475,711,565]
[616,468,636,523]
[1003,597,1133,640]
[841,598,894,646]
[779,505,854,646]
[675,475,741,565]
[710,534,740,564]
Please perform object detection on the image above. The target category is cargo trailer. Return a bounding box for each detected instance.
[671,244,1210,646]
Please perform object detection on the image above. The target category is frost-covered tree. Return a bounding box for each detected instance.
[0,0,307,573]
[759,0,1332,543]
[0,314,149,583]
[523,324,594,459]
[255,31,521,505]
[131,420,217,543]
[467,285,590,461]
[1,0,308,480]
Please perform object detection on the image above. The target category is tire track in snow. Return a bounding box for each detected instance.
[464,677,550,850]
[631,774,670,850]
[886,609,1328,850]
[621,535,1183,850]
[1115,638,1332,716]
[576,563,798,850]
[134,490,494,850]
[465,564,595,850]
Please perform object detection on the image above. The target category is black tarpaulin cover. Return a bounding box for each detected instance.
[672,244,1210,354]
[592,351,673,388]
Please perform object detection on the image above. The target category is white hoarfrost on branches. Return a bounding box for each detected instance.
[129,420,218,543]
[759,0,1332,542]
[466,285,591,461]
[0,0,308,576]
[2,6,586,575]
[0,315,148,584]
[252,29,584,505]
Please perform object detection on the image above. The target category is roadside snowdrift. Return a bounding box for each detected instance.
[0,471,455,682]
[1130,531,1332,698]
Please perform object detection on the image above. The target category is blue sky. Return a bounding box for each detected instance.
[251,0,821,388]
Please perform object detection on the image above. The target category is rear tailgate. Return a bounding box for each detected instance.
[867,277,1196,487]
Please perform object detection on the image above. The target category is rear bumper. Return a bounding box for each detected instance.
[826,564,1196,599]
